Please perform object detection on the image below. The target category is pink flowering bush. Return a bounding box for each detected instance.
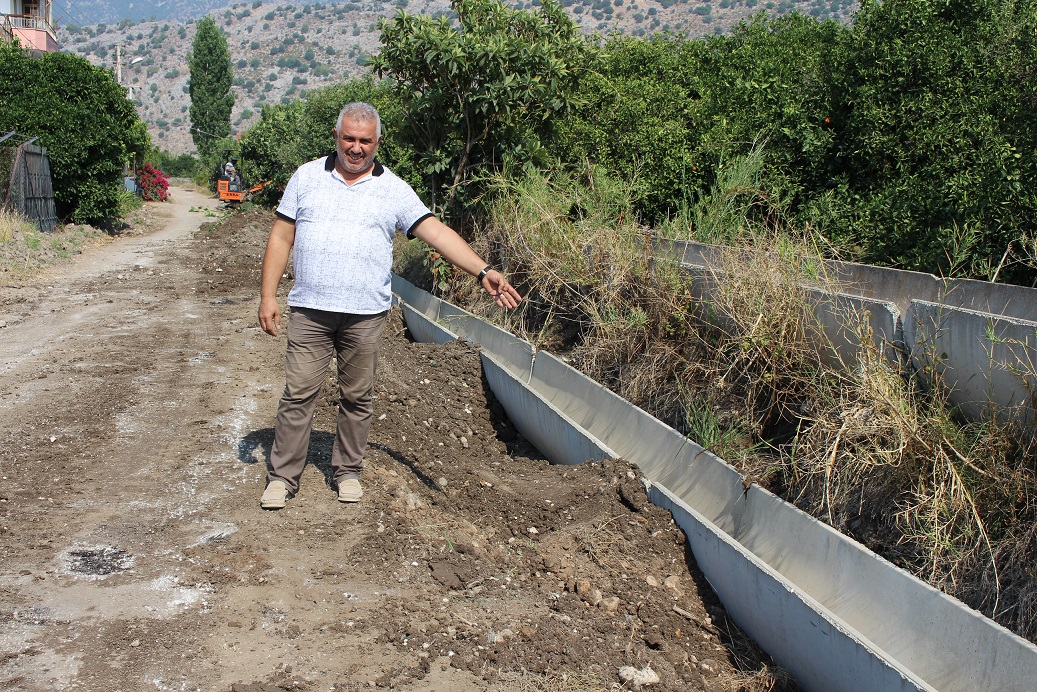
[138,163,170,202]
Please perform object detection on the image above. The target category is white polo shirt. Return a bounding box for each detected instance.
[276,155,433,314]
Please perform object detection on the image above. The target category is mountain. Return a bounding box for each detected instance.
[55,0,273,26]
[56,0,858,155]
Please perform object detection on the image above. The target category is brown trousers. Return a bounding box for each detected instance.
[267,307,387,494]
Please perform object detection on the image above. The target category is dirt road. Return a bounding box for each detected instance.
[0,190,789,691]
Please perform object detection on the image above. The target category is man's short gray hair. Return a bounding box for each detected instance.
[337,102,381,137]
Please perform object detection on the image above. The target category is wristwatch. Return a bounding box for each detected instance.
[477,265,493,282]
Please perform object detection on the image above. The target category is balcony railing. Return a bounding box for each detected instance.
[3,13,55,38]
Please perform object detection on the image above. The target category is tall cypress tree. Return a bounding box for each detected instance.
[188,16,234,158]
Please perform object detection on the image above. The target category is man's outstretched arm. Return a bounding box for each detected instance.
[411,216,522,310]
[258,217,297,336]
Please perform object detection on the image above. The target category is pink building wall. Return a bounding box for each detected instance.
[13,26,57,52]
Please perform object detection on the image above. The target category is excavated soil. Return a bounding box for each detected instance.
[0,190,793,691]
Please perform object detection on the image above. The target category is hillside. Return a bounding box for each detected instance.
[57,0,858,155]
[54,0,235,25]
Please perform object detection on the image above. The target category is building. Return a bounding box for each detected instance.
[1,0,57,54]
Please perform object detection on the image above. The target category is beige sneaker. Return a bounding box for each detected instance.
[261,480,289,509]
[337,478,363,503]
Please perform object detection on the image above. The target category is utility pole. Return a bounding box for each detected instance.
[116,44,122,85]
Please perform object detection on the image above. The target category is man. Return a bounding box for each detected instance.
[224,162,240,191]
[257,102,521,510]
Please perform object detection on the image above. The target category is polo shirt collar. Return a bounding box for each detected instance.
[324,152,384,178]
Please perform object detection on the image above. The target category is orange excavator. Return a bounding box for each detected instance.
[217,156,270,204]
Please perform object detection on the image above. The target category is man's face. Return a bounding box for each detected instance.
[334,118,380,177]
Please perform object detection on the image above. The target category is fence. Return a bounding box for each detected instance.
[1,134,58,232]
[3,13,55,33]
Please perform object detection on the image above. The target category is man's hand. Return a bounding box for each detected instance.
[258,217,296,336]
[410,217,523,310]
[481,269,522,310]
[258,296,282,336]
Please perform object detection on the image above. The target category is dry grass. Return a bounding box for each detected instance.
[493,669,609,692]
[444,164,1037,643]
[468,166,704,423]
[667,233,1037,640]
[0,207,34,243]
[0,211,105,280]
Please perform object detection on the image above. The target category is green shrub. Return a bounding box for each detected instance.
[0,43,150,225]
[372,0,593,220]
[240,77,423,205]
[117,188,142,215]
[824,0,1037,283]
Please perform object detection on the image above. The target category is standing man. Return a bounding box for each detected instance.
[257,102,521,510]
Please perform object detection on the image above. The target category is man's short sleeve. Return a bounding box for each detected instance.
[276,168,302,222]
[391,177,434,236]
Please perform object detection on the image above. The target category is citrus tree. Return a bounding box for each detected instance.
[549,35,710,226]
[0,42,150,224]
[370,0,594,220]
[829,0,1037,280]
[693,14,846,222]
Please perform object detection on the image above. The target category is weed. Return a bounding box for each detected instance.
[656,141,778,246]
[50,235,74,259]
[494,669,609,692]
[118,189,143,216]
[393,233,434,291]
[0,208,35,243]
[0,215,102,278]
[423,247,451,293]
[680,385,752,461]
[190,205,222,218]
